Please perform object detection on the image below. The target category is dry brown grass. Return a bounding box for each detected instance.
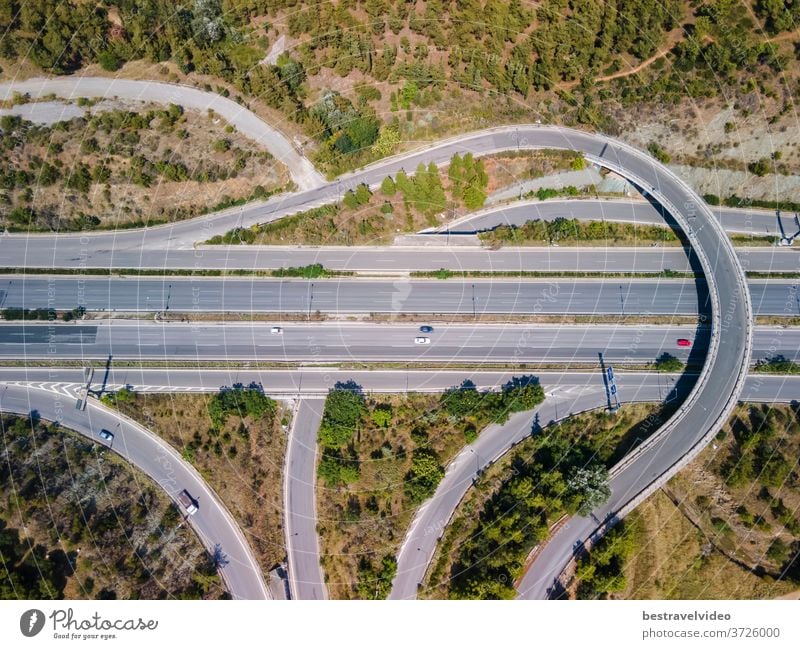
[620,491,795,599]
[316,392,495,599]
[482,150,583,192]
[113,392,290,576]
[1,99,287,230]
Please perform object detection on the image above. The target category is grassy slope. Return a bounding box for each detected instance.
[110,392,290,576]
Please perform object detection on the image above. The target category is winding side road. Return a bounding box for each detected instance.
[0,118,754,600]
[391,372,798,599]
[0,76,324,191]
[284,398,327,600]
[0,383,269,600]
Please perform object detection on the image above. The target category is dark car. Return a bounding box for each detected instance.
[419,326,434,333]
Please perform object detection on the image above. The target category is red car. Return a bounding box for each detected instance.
[676,338,692,348]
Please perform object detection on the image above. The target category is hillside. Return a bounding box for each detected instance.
[2,1,799,187]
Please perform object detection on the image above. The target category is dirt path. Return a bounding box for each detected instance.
[560,26,690,89]
[0,76,325,191]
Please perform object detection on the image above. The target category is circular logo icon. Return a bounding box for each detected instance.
[20,609,45,637]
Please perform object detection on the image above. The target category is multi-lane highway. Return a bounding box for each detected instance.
[1,276,798,316]
[0,321,795,365]
[1,230,798,276]
[0,383,269,600]
[0,119,759,601]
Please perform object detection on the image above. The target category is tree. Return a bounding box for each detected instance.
[748,158,772,177]
[207,383,275,428]
[380,175,396,196]
[372,126,400,157]
[441,380,482,418]
[404,448,444,503]
[501,375,545,410]
[354,183,372,205]
[356,554,397,599]
[567,464,611,516]
[98,50,121,71]
[318,384,365,449]
[655,352,684,373]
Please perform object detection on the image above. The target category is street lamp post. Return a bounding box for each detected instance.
[472,283,476,319]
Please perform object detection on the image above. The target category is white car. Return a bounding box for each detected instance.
[414,336,431,345]
[98,429,114,443]
[270,326,282,335]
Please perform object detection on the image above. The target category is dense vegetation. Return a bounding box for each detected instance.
[0,107,281,230]
[480,216,678,247]
[0,412,225,599]
[654,352,685,372]
[317,382,367,487]
[430,402,679,599]
[316,376,545,598]
[448,426,612,599]
[6,1,793,176]
[721,404,793,489]
[207,383,277,429]
[209,152,490,245]
[574,522,638,598]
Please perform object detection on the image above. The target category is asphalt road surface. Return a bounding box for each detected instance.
[0,77,323,190]
[284,399,327,600]
[389,372,800,599]
[1,235,798,277]
[0,276,796,316]
[0,123,756,601]
[4,368,795,603]
[0,383,269,600]
[0,322,794,365]
[431,198,789,236]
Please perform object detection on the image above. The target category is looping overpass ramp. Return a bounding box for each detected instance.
[380,126,753,600]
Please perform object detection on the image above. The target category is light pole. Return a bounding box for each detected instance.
[307,282,314,321]
[471,283,476,319]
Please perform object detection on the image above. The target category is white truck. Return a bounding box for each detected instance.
[177,489,199,515]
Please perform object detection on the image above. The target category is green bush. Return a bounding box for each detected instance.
[207,384,276,429]
[272,263,328,278]
[318,384,366,449]
[356,555,396,599]
[404,448,445,504]
[654,353,684,373]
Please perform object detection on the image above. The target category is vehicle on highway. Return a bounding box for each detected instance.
[414,336,431,345]
[676,338,692,347]
[178,489,199,515]
[419,325,433,333]
[270,326,282,335]
[98,429,114,443]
